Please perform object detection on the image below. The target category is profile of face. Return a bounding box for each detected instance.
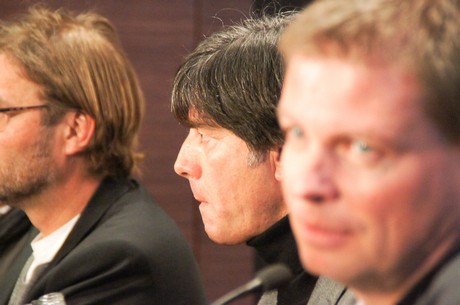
[277,55,460,291]
[174,120,286,245]
[0,54,59,206]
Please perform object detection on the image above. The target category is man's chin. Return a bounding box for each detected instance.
[206,228,245,245]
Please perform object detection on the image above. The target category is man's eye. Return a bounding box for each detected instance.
[283,126,307,149]
[286,126,304,139]
[354,140,372,153]
[339,139,385,166]
[197,131,210,143]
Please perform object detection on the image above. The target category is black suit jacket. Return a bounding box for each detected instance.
[398,245,460,305]
[0,208,33,273]
[0,178,206,305]
[0,220,37,303]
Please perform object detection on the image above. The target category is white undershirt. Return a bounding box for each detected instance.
[26,214,80,283]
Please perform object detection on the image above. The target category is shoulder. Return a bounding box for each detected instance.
[51,178,199,280]
[307,277,354,305]
[44,185,206,304]
[91,181,190,252]
[45,236,205,305]
[73,180,195,265]
[415,251,460,305]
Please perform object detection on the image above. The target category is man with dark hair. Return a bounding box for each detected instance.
[278,0,460,304]
[0,7,206,305]
[172,13,353,305]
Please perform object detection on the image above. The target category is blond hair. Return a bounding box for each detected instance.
[280,0,460,142]
[0,6,144,177]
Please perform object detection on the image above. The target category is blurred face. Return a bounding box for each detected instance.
[0,54,58,207]
[278,56,460,295]
[174,121,286,245]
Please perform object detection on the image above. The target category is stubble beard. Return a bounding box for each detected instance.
[0,126,58,208]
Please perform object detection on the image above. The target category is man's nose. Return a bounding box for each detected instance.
[287,146,339,204]
[174,136,201,180]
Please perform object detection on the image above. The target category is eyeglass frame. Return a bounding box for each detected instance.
[0,104,49,131]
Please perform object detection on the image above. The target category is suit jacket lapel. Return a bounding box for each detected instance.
[0,228,37,305]
[50,177,134,266]
[24,177,135,301]
[306,277,355,305]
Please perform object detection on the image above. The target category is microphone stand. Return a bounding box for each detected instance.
[210,277,262,305]
[210,263,293,305]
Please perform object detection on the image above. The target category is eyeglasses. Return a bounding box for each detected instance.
[0,105,48,132]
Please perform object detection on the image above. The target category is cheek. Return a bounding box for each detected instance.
[202,160,245,209]
[0,133,39,168]
[344,161,437,262]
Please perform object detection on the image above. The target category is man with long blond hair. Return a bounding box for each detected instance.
[0,7,205,305]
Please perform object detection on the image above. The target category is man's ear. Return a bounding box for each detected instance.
[272,146,282,182]
[63,111,95,156]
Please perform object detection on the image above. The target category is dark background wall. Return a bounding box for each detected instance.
[0,1,309,303]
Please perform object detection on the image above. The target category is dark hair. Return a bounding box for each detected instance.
[280,0,460,143]
[0,6,144,177]
[172,12,296,160]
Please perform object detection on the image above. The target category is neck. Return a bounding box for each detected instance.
[353,290,402,305]
[24,172,103,237]
[354,235,460,305]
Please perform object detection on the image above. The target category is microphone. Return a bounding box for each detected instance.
[210,263,293,305]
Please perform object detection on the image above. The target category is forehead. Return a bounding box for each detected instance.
[0,53,24,83]
[279,55,430,141]
[282,56,421,113]
[0,53,42,107]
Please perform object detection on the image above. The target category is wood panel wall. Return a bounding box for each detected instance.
[0,1,255,303]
